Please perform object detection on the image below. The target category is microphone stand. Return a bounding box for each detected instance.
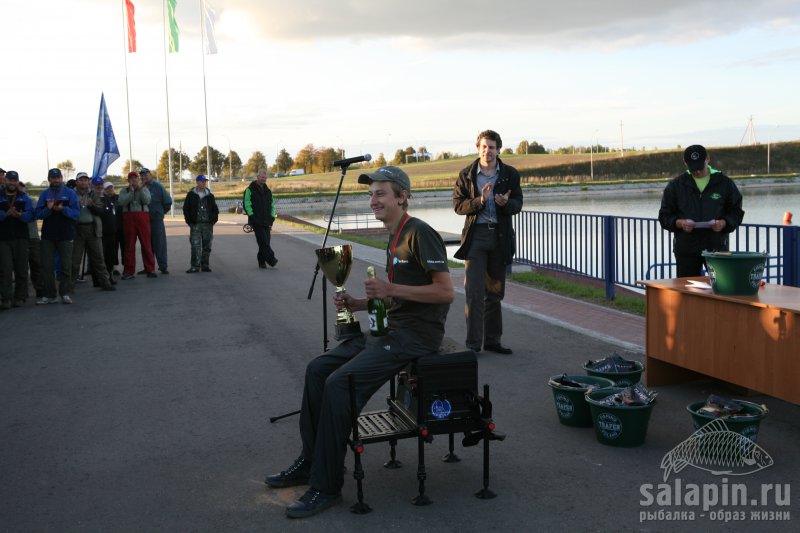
[270,163,351,424]
[307,162,351,352]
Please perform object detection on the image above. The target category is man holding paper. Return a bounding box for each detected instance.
[658,145,745,277]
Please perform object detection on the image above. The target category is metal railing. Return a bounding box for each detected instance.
[513,210,800,299]
[322,212,385,232]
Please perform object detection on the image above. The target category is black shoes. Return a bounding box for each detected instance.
[201,266,212,272]
[286,488,342,519]
[159,268,169,275]
[186,267,199,273]
[101,285,117,291]
[137,269,146,275]
[258,263,267,269]
[265,456,311,488]
[484,344,513,354]
[267,257,278,267]
[146,272,157,278]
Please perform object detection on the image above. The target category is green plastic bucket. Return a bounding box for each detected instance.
[701,251,768,296]
[583,361,645,387]
[548,375,616,427]
[687,400,768,444]
[585,388,656,447]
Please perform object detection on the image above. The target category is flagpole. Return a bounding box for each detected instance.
[201,0,212,185]
[121,0,133,172]
[162,0,175,216]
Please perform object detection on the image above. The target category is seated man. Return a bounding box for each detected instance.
[265,166,454,518]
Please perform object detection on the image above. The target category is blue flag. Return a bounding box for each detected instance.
[92,93,120,178]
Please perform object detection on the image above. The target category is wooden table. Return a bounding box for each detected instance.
[638,277,800,405]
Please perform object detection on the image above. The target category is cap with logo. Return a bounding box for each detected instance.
[5,170,19,181]
[196,175,208,182]
[76,172,89,180]
[48,168,62,179]
[683,145,708,172]
[139,168,151,175]
[91,176,104,185]
[357,166,411,194]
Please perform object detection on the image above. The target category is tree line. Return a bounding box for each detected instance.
[50,137,625,183]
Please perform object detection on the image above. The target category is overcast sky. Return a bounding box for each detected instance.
[1,0,799,180]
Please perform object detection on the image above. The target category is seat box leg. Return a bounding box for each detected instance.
[384,438,402,469]
[442,433,460,463]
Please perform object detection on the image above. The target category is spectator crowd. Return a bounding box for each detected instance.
[0,167,220,309]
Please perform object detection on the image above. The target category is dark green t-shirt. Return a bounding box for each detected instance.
[385,216,450,348]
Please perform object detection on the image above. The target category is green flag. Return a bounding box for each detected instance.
[168,0,179,52]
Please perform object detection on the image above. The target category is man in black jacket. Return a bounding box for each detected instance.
[659,145,744,277]
[453,130,523,354]
[183,175,219,273]
[243,171,277,268]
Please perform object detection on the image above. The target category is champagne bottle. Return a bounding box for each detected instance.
[366,266,388,336]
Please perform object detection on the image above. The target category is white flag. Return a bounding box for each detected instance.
[203,1,217,54]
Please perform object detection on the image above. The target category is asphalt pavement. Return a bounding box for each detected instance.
[1,216,797,532]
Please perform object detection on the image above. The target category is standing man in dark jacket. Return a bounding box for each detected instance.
[183,175,219,273]
[97,180,119,281]
[243,171,277,268]
[453,130,523,354]
[0,171,35,309]
[658,145,744,277]
[35,168,81,305]
[140,168,172,274]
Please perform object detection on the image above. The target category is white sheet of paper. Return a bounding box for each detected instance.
[686,279,712,289]
[693,220,715,229]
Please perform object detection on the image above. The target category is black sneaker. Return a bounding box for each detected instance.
[258,263,267,269]
[267,257,278,267]
[186,267,199,273]
[286,488,342,519]
[137,269,147,275]
[146,272,158,278]
[265,456,311,488]
[159,268,170,275]
[201,266,212,272]
[484,344,513,354]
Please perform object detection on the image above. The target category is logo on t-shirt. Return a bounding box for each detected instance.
[710,193,722,200]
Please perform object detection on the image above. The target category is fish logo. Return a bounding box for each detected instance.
[660,419,773,482]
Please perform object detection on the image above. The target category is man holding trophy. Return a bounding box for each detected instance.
[265,166,454,518]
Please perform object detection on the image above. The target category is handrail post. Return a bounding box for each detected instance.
[783,226,800,287]
[603,215,616,300]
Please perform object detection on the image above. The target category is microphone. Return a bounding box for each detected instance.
[333,154,372,167]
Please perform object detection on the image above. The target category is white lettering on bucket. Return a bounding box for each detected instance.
[597,412,622,439]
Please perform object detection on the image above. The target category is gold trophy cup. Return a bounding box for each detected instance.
[315,244,362,340]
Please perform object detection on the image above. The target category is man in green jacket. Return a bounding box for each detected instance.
[243,171,277,268]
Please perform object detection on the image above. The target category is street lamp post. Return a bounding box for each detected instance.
[37,131,50,174]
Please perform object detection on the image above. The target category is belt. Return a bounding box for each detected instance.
[475,222,497,230]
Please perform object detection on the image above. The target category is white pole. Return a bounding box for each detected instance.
[767,135,771,175]
[121,0,134,171]
[162,0,175,215]
[620,120,624,157]
[201,1,212,185]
